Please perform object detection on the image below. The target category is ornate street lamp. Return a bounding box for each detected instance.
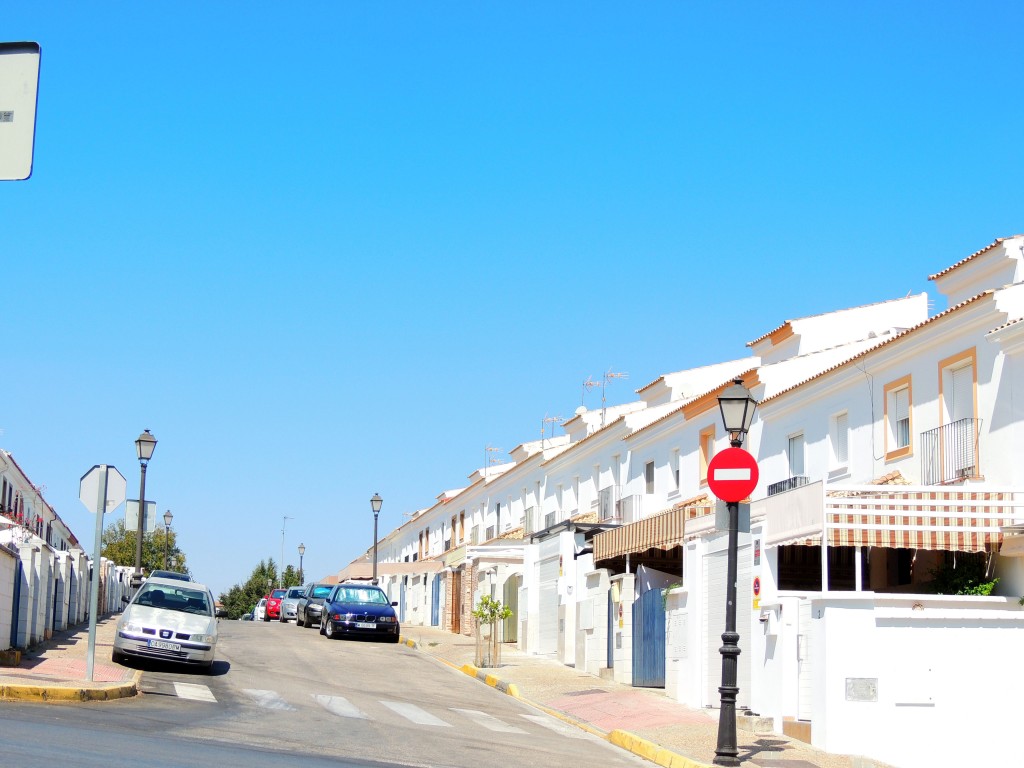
[718,379,758,448]
[133,429,157,580]
[713,379,758,767]
[298,542,306,584]
[163,509,173,569]
[370,493,383,584]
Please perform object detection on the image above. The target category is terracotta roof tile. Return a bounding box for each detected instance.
[762,291,994,405]
[570,511,599,524]
[928,236,1021,281]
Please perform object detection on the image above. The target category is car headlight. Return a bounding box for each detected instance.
[121,621,145,634]
[378,616,397,623]
[190,633,215,644]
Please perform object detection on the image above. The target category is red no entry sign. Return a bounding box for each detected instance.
[707,447,759,502]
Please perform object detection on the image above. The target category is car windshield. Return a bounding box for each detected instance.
[311,586,333,598]
[287,588,304,599]
[272,589,287,598]
[333,587,389,605]
[135,584,212,615]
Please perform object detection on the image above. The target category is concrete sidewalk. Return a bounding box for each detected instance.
[398,625,888,768]
[0,616,138,702]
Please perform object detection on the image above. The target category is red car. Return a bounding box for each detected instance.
[265,588,287,621]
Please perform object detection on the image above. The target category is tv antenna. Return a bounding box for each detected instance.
[484,445,503,478]
[280,515,293,587]
[541,414,563,449]
[601,368,629,426]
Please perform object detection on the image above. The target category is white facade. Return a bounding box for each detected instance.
[354,235,1024,768]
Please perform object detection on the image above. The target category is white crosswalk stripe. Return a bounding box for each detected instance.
[520,713,587,738]
[172,682,217,702]
[381,700,452,727]
[242,688,297,711]
[451,708,526,734]
[312,694,368,719]
[161,681,581,742]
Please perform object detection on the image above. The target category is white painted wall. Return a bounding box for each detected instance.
[809,594,1024,768]
[0,545,15,650]
[576,567,610,676]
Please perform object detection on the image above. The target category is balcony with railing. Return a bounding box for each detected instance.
[921,417,981,485]
[767,475,810,496]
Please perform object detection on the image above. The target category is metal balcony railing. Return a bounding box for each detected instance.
[767,475,809,496]
[921,418,981,485]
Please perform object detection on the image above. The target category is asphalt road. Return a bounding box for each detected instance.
[0,619,648,768]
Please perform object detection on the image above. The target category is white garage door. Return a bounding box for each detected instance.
[704,543,752,709]
[538,555,560,655]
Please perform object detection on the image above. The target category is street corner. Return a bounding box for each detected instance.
[609,730,712,768]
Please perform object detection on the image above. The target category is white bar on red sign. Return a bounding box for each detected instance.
[714,468,751,481]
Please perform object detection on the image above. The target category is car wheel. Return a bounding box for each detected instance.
[319,616,326,635]
[295,611,304,627]
[325,619,338,639]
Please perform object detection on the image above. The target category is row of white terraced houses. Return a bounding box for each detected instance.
[341,234,1024,768]
[1,450,134,652]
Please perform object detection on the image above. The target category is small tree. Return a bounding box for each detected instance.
[472,595,512,667]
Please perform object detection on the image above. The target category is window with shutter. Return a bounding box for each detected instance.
[831,412,849,467]
[788,433,805,477]
[884,376,913,459]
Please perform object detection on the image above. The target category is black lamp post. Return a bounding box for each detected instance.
[298,542,305,584]
[713,379,758,767]
[370,493,383,584]
[134,429,157,580]
[163,509,173,569]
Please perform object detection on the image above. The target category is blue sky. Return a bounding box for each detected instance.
[2,3,1022,598]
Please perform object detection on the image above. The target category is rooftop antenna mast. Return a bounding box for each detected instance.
[601,368,629,426]
[541,414,563,449]
[280,515,293,587]
[582,376,600,406]
[484,445,503,478]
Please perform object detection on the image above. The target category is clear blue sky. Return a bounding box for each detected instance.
[2,3,1022,598]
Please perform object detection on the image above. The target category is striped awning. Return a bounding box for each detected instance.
[825,488,1023,552]
[593,506,688,562]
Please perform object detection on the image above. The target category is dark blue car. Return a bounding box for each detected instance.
[319,583,401,642]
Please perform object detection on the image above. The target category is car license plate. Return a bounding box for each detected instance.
[355,622,376,629]
[148,640,181,651]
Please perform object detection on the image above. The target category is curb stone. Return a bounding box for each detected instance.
[402,635,707,767]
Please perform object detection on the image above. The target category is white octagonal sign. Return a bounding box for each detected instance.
[79,465,127,515]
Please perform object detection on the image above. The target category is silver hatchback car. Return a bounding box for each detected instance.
[278,586,306,622]
[113,577,217,671]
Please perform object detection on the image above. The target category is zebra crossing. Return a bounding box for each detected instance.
[147,681,585,738]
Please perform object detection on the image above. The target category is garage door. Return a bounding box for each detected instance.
[538,555,559,655]
[703,543,752,709]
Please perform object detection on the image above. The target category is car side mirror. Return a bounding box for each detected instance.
[121,595,129,604]
[391,601,398,607]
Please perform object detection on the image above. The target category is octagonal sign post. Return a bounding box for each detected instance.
[707,447,759,503]
[79,464,127,682]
